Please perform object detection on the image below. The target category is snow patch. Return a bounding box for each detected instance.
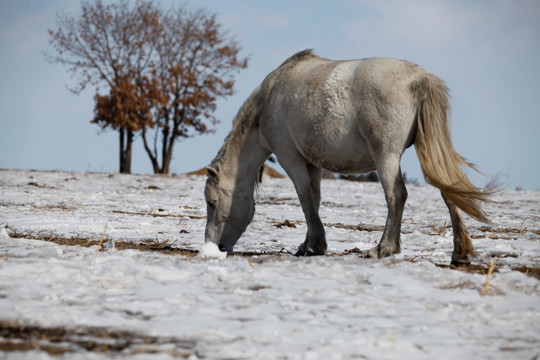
[0,228,10,241]
[198,242,227,259]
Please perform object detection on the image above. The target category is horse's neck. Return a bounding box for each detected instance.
[222,128,268,192]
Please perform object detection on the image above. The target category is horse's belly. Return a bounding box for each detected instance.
[298,131,376,174]
[318,152,375,174]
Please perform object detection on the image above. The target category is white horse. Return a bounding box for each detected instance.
[204,50,489,265]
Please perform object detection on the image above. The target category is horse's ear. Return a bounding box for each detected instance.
[206,166,220,182]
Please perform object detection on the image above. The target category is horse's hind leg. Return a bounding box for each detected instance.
[368,154,407,258]
[441,193,475,265]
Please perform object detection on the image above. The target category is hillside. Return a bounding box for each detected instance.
[0,169,538,359]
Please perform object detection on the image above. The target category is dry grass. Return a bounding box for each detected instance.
[430,220,451,236]
[439,280,477,290]
[91,224,108,266]
[480,260,496,296]
[272,219,302,228]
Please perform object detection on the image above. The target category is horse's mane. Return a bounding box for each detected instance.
[278,49,319,68]
[210,49,320,169]
[210,87,261,168]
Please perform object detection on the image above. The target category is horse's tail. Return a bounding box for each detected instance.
[410,73,490,223]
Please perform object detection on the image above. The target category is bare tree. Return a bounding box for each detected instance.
[141,7,247,174]
[46,0,161,173]
[46,0,247,174]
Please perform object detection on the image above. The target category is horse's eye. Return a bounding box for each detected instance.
[207,200,217,209]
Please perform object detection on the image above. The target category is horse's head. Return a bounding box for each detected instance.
[204,165,255,252]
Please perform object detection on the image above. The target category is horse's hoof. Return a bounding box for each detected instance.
[307,248,325,256]
[295,245,325,256]
[367,245,400,259]
[451,252,471,267]
[294,249,305,257]
[367,246,380,259]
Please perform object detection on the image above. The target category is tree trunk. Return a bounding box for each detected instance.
[141,124,177,175]
[157,126,175,175]
[161,136,174,175]
[141,128,161,174]
[119,129,133,174]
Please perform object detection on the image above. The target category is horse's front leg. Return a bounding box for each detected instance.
[297,164,326,255]
[295,211,326,256]
[280,157,326,256]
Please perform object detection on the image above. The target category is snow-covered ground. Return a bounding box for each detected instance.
[0,169,538,359]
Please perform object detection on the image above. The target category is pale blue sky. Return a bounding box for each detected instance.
[1,0,539,190]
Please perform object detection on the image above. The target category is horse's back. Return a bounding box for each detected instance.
[260,54,424,173]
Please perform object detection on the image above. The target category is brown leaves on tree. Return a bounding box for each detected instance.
[46,0,247,174]
[93,75,162,132]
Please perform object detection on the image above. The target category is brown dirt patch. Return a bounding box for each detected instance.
[256,196,298,205]
[325,222,385,232]
[112,210,205,220]
[0,320,196,357]
[9,233,199,258]
[184,167,207,176]
[434,262,497,276]
[8,234,540,280]
[327,247,367,257]
[432,262,540,280]
[470,225,537,240]
[185,165,285,179]
[270,219,385,232]
[513,266,540,280]
[261,165,286,178]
